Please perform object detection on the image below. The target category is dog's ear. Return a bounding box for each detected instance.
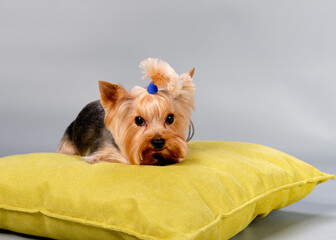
[189,67,195,78]
[98,81,128,108]
[176,67,195,110]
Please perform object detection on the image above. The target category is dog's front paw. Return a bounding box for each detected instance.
[82,152,130,165]
[82,154,103,164]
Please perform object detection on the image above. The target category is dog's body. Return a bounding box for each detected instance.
[57,58,195,165]
[58,100,117,155]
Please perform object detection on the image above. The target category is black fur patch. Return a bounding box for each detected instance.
[62,100,118,156]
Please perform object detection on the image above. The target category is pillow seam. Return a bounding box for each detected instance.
[187,174,334,240]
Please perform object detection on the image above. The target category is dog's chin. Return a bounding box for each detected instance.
[152,153,179,166]
[140,149,181,166]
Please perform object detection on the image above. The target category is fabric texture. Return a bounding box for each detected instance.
[0,141,334,240]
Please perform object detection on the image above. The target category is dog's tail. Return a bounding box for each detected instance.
[57,121,78,155]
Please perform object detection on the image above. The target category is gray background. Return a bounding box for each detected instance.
[0,1,335,239]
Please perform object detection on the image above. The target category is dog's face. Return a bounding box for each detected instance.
[99,67,194,165]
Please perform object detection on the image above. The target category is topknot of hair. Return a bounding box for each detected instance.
[139,58,178,88]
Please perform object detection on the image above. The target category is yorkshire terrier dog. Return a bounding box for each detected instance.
[57,58,195,165]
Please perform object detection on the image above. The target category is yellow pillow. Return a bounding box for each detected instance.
[0,141,334,240]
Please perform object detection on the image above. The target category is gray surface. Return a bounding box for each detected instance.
[0,0,335,239]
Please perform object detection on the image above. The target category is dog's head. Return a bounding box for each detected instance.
[99,58,195,165]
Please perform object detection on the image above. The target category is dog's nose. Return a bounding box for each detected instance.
[151,139,165,149]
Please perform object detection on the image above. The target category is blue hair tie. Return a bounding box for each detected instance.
[147,82,158,94]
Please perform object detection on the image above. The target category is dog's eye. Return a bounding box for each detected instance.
[135,116,146,126]
[165,114,174,125]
